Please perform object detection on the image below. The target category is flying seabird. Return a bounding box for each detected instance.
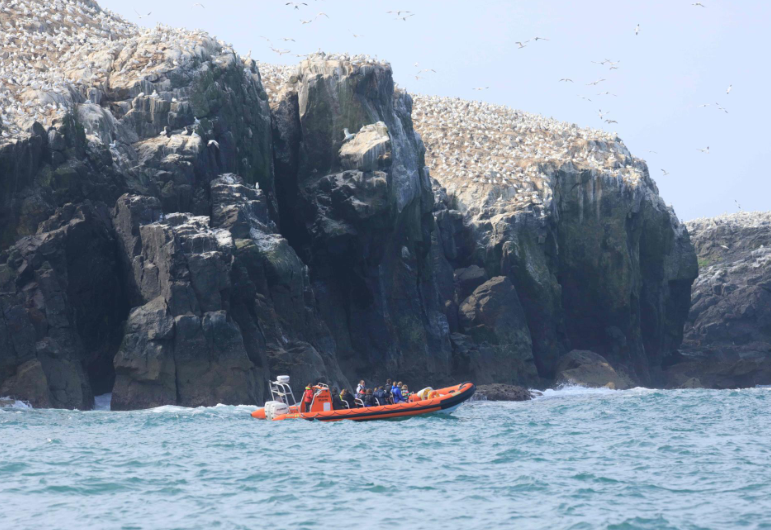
[661,169,669,176]
[635,24,640,35]
[726,85,732,95]
[343,128,355,142]
[698,146,710,154]
[559,78,574,83]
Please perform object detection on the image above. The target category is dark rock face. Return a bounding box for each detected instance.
[663,213,771,388]
[554,350,635,390]
[0,30,699,407]
[456,277,537,384]
[684,213,771,358]
[0,202,125,408]
[271,60,457,388]
[458,170,698,385]
[110,174,349,408]
[473,384,533,401]
[664,358,771,389]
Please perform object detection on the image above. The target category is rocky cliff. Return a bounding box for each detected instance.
[665,212,771,388]
[1,1,697,408]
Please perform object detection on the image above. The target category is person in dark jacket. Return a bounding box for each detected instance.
[331,387,344,410]
[384,379,393,404]
[391,383,404,403]
[373,386,386,406]
[340,388,355,409]
[363,389,376,407]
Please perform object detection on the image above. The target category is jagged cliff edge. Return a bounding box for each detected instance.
[0,1,697,408]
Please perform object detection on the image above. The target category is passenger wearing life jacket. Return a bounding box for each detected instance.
[401,384,411,399]
[302,383,314,412]
[391,382,405,403]
[355,380,366,400]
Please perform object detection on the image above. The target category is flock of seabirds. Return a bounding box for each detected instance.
[0,0,734,218]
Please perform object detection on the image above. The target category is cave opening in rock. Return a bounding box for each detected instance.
[65,220,131,397]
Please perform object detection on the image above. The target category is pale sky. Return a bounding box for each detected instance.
[99,0,770,221]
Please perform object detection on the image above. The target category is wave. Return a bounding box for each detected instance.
[143,403,258,415]
[0,396,33,409]
[532,384,653,400]
[94,393,112,411]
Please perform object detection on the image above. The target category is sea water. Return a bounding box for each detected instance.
[2,387,771,529]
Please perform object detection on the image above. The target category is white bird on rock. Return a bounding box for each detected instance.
[343,128,354,142]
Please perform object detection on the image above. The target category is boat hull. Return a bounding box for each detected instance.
[251,382,475,422]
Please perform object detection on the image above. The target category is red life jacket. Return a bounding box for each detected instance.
[303,388,313,402]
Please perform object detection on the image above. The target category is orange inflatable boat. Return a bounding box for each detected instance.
[251,377,475,422]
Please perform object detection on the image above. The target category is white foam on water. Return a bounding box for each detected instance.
[93,393,112,411]
[0,396,33,409]
[144,403,258,415]
[532,384,653,400]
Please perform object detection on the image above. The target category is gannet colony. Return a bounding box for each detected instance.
[2,0,646,220]
[261,61,646,218]
[0,0,233,134]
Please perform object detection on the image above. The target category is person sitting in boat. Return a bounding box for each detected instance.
[331,387,344,410]
[391,382,405,403]
[373,386,386,406]
[340,388,356,409]
[364,388,376,407]
[355,380,366,399]
[302,383,314,412]
[401,384,411,399]
[383,380,393,403]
